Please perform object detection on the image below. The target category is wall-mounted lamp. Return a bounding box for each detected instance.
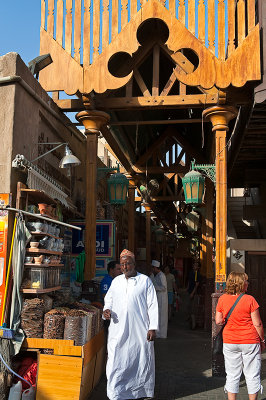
[31,143,81,176]
[28,54,53,79]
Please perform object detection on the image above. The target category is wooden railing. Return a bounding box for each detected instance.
[41,0,257,65]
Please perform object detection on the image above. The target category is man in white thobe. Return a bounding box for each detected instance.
[103,249,158,400]
[151,260,168,338]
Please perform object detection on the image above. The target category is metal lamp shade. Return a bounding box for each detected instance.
[182,170,205,205]
[108,173,129,205]
[59,145,81,168]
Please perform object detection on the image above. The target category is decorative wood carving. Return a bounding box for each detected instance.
[39,0,260,94]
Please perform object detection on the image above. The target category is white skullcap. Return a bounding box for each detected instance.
[151,260,160,268]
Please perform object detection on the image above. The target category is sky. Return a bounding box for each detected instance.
[0,1,41,65]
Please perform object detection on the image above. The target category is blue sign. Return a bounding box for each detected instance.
[71,220,115,257]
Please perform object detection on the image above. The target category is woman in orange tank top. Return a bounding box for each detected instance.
[216,271,265,400]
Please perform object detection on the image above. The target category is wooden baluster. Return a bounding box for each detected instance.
[178,0,185,25]
[65,0,73,55]
[74,0,82,63]
[121,0,128,29]
[112,0,119,41]
[168,0,176,17]
[208,0,215,54]
[248,0,255,33]
[198,0,205,44]
[237,0,246,46]
[227,0,235,57]
[218,0,225,60]
[131,0,137,21]
[41,0,46,29]
[47,0,55,37]
[83,0,91,66]
[102,0,109,51]
[188,0,195,36]
[56,0,64,45]
[93,0,100,59]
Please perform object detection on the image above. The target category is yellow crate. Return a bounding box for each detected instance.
[22,330,106,400]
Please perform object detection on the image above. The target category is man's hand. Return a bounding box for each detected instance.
[103,309,111,320]
[147,330,156,341]
[261,341,266,352]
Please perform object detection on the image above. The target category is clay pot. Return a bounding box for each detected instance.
[34,255,44,264]
[30,242,39,248]
[38,203,48,215]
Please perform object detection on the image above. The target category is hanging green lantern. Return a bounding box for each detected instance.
[107,172,129,205]
[182,170,205,205]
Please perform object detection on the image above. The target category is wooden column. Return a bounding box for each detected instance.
[203,106,237,291]
[76,110,110,280]
[126,175,136,253]
[142,202,151,270]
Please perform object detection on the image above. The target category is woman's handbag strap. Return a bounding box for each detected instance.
[225,293,245,323]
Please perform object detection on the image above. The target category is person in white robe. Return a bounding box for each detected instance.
[151,260,168,338]
[103,249,159,400]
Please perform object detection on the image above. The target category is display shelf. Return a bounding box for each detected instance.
[24,263,64,268]
[21,286,61,294]
[30,232,61,240]
[26,248,63,255]
[20,188,57,206]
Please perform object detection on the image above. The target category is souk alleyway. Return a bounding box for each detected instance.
[89,291,266,400]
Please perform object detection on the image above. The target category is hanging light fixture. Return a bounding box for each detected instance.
[59,145,81,168]
[182,169,205,205]
[107,172,129,205]
[182,159,215,205]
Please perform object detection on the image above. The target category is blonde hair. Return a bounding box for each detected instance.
[225,271,248,295]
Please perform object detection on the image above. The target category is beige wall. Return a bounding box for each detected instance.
[229,239,266,273]
[0,52,88,211]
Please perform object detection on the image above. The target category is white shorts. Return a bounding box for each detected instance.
[223,343,262,394]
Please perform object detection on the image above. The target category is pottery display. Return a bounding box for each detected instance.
[30,242,39,248]
[34,255,44,264]
[26,222,44,233]
[38,203,49,215]
[39,236,50,249]
[43,257,51,264]
[25,256,33,263]
[55,227,60,237]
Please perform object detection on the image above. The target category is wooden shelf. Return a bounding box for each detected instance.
[30,232,61,240]
[24,263,64,268]
[26,248,63,255]
[21,188,58,206]
[21,286,61,294]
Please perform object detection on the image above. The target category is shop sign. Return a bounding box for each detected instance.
[71,220,115,257]
[0,194,11,324]
[231,249,245,266]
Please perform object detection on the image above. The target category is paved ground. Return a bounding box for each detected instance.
[89,292,266,400]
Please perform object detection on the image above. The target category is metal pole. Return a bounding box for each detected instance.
[0,207,82,231]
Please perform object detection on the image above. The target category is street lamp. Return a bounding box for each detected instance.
[107,172,129,205]
[182,159,215,205]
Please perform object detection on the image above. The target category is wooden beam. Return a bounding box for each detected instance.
[135,195,182,202]
[54,98,84,111]
[165,126,207,163]
[109,119,202,126]
[134,68,151,97]
[101,125,133,172]
[133,166,188,173]
[152,45,160,96]
[95,94,219,110]
[134,129,174,167]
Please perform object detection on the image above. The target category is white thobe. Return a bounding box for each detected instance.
[103,272,158,400]
[152,271,168,338]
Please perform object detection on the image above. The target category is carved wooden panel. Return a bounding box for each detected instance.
[39,0,261,94]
